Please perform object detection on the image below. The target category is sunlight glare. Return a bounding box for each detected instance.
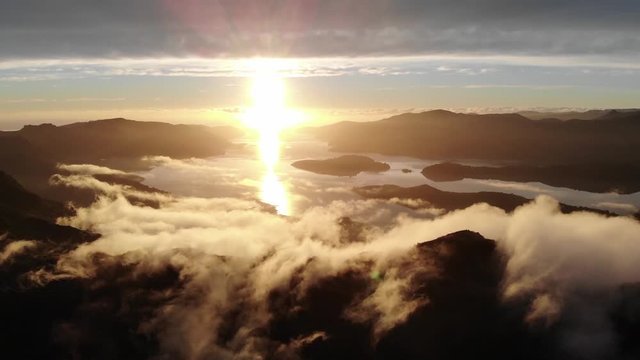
[240,59,303,215]
[260,170,290,215]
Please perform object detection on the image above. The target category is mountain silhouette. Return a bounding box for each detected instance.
[311,110,640,164]
[0,118,241,195]
[0,170,94,242]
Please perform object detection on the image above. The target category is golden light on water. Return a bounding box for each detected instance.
[241,60,304,215]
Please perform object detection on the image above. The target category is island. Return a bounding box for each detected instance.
[292,155,390,176]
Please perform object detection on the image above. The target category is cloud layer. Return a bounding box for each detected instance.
[1,0,639,59]
[4,167,636,358]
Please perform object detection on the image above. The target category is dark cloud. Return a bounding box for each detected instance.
[1,0,639,59]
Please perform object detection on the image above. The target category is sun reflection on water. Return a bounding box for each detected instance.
[240,60,303,215]
[258,127,290,215]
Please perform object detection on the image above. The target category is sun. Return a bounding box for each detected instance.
[251,71,285,115]
[241,59,303,136]
[241,60,304,166]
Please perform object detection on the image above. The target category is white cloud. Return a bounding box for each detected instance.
[58,163,129,176]
[0,240,37,264]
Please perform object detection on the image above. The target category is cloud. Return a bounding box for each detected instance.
[5,167,639,358]
[346,266,429,339]
[50,173,169,204]
[0,240,37,264]
[1,1,639,60]
[2,55,640,90]
[502,197,640,304]
[595,201,638,214]
[57,163,129,176]
[498,197,640,357]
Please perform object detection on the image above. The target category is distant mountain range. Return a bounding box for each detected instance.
[310,109,640,164]
[518,109,639,121]
[0,118,242,196]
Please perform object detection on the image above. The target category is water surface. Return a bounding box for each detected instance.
[141,138,640,216]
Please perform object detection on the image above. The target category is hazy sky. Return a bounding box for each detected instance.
[1,0,639,129]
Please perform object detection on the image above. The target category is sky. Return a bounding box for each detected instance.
[1,0,640,129]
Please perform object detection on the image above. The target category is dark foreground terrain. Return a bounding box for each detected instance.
[2,213,640,359]
[1,171,639,359]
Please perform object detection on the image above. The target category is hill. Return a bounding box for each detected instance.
[0,118,241,194]
[0,170,69,222]
[311,110,640,164]
[16,118,240,162]
[0,170,94,240]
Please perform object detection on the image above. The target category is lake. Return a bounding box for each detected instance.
[140,137,640,216]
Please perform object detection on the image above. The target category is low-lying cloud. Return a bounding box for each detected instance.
[2,167,630,358]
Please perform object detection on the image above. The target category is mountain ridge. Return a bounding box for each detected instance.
[0,118,242,196]
[310,109,640,164]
